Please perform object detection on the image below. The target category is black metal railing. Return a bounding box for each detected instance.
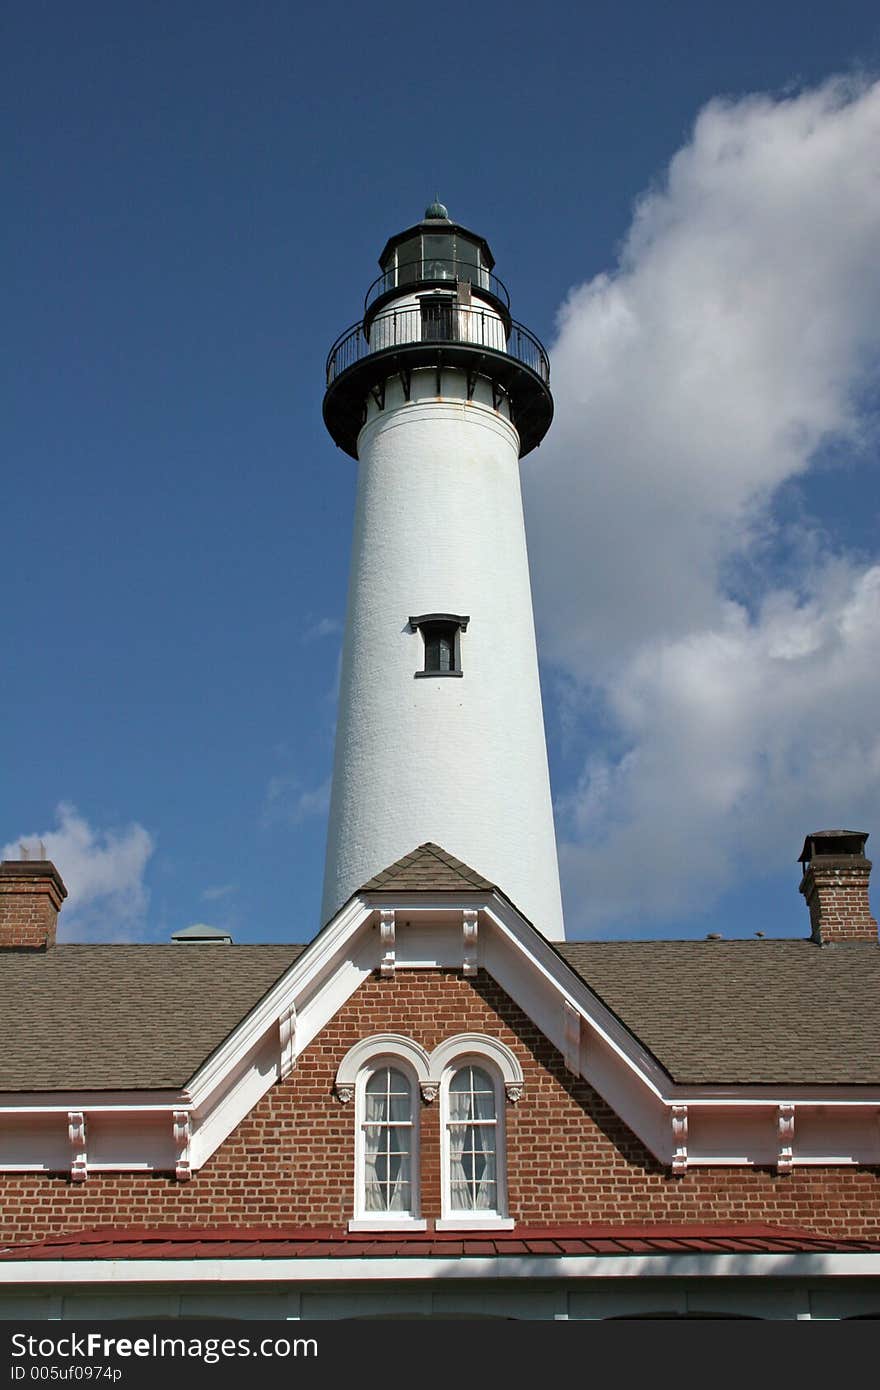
[326,305,549,387]
[364,260,510,313]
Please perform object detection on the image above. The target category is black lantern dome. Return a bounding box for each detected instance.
[324,205,553,460]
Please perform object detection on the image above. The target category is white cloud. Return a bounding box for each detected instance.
[302,616,342,642]
[201,882,237,902]
[522,77,880,933]
[2,803,155,941]
[558,563,880,928]
[264,774,331,827]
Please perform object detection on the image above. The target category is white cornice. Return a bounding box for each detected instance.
[482,901,672,1096]
[186,896,371,1109]
[1,1252,879,1284]
[0,1097,185,1112]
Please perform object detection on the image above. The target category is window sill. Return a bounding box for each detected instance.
[435,1217,515,1232]
[414,670,463,678]
[348,1218,428,1233]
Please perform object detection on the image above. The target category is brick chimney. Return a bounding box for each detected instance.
[0,861,67,949]
[798,831,878,944]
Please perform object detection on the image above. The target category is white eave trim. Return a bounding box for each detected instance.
[0,1098,187,1114]
[186,896,371,1107]
[481,899,880,1109]
[2,1252,880,1284]
[482,901,672,1098]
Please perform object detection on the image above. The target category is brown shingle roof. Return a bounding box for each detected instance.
[2,855,879,1093]
[558,939,880,1085]
[0,945,303,1091]
[360,843,495,893]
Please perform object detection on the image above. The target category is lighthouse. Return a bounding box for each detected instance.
[322,202,565,941]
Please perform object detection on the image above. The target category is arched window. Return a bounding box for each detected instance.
[346,1047,427,1233]
[438,1054,513,1231]
[362,1065,414,1214]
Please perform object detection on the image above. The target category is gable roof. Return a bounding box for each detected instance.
[1,845,878,1097]
[0,945,303,1091]
[360,843,495,893]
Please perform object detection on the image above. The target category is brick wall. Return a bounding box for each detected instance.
[1,968,880,1243]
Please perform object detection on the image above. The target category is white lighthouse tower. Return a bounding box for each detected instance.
[322,202,565,941]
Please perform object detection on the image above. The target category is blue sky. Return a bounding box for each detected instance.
[3,1,880,943]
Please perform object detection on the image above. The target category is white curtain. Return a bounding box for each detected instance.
[364,1067,412,1212]
[448,1066,497,1211]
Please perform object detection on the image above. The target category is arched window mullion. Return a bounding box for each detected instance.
[350,1058,427,1233]
[438,1055,514,1232]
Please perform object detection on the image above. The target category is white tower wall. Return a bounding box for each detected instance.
[322,366,565,939]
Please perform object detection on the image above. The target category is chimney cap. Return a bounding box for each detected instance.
[798,830,869,870]
[0,860,67,899]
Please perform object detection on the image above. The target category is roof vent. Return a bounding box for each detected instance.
[171,923,233,945]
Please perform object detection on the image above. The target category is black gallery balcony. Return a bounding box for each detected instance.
[323,303,553,461]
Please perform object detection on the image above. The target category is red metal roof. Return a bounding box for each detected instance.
[3,1224,879,1261]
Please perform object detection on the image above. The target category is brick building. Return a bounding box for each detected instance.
[2,209,879,1319]
[1,836,879,1319]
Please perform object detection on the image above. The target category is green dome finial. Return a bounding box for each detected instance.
[424,196,449,220]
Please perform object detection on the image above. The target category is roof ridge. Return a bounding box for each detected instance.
[418,842,493,888]
[359,843,495,893]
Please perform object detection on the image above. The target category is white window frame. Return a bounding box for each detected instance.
[437,1051,514,1232]
[350,1053,426,1233]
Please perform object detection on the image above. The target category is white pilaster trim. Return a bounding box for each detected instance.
[172,1110,192,1182]
[462,909,478,977]
[777,1104,795,1174]
[671,1105,688,1176]
[379,909,396,978]
[278,1005,297,1081]
[67,1112,87,1183]
[563,1001,581,1074]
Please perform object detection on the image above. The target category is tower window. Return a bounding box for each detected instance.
[419,293,456,343]
[409,613,469,678]
[425,623,456,672]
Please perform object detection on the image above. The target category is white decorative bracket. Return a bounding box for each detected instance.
[67,1111,87,1182]
[335,1083,354,1104]
[420,1082,438,1103]
[278,1004,297,1080]
[777,1103,795,1174]
[563,1001,581,1074]
[173,1109,192,1181]
[462,909,478,977]
[505,1082,523,1104]
[379,909,396,978]
[671,1105,688,1175]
